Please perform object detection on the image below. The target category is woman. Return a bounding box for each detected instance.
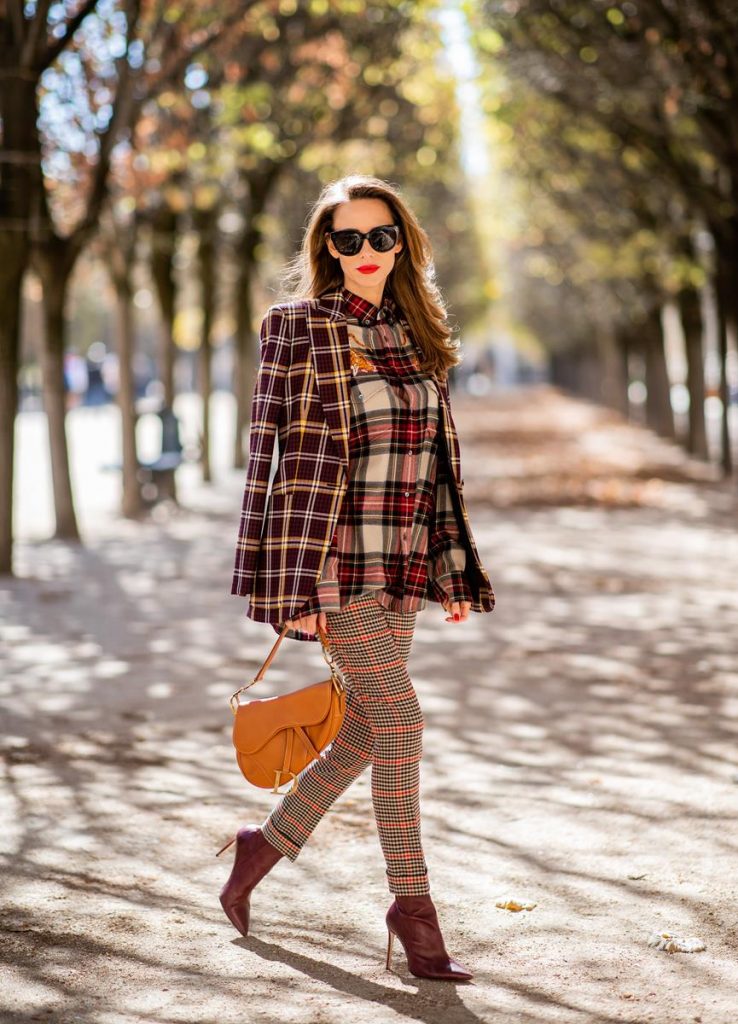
[221,175,495,981]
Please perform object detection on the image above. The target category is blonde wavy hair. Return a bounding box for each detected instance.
[279,174,462,381]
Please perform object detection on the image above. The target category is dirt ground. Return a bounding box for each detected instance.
[1,385,737,1024]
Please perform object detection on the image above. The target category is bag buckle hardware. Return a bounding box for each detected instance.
[273,768,297,793]
[317,626,346,692]
[229,678,259,715]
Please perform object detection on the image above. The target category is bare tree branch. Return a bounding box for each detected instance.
[40,0,100,71]
[144,2,258,99]
[20,0,52,66]
[6,0,27,49]
[74,0,141,241]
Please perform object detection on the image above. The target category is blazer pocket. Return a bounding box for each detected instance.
[270,481,295,498]
[266,488,294,524]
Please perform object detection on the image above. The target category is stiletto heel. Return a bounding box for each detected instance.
[215,834,237,857]
[385,895,473,981]
[385,927,395,970]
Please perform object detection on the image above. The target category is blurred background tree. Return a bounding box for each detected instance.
[1,0,735,577]
[471,0,737,472]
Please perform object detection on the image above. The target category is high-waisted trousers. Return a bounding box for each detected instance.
[260,591,430,895]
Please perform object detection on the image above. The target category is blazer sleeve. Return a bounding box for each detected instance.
[427,442,473,607]
[231,305,291,597]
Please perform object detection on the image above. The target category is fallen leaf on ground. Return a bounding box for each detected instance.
[495,899,537,912]
[647,931,706,953]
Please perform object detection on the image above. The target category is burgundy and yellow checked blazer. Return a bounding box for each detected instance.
[231,287,496,640]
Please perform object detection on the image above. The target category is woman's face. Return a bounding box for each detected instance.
[325,198,403,296]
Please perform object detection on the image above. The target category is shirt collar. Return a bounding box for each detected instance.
[341,285,398,326]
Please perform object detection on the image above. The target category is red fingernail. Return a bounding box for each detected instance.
[454,614,460,621]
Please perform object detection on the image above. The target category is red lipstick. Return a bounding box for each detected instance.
[358,265,379,274]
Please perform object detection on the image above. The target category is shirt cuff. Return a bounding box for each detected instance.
[430,570,473,605]
[295,594,322,618]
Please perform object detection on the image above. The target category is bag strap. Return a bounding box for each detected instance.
[229,621,343,714]
[253,622,333,681]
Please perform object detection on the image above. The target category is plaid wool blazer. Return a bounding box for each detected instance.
[231,287,496,640]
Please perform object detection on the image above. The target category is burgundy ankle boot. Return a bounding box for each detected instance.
[385,894,473,981]
[216,826,284,936]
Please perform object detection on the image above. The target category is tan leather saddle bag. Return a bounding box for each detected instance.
[228,624,346,794]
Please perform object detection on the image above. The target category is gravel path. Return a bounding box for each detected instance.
[2,385,737,1024]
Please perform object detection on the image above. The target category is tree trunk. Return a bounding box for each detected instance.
[104,216,143,519]
[37,254,81,540]
[597,321,628,416]
[149,203,178,410]
[113,276,143,518]
[677,284,708,460]
[195,207,216,482]
[0,67,40,573]
[232,166,280,468]
[614,325,632,420]
[149,203,179,500]
[713,245,735,477]
[0,264,24,574]
[643,304,675,440]
[233,259,254,469]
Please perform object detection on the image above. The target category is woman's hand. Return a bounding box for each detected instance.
[284,611,328,635]
[441,597,471,623]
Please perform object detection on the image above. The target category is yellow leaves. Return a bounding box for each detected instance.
[525,252,564,286]
[192,183,218,210]
[117,196,136,215]
[173,308,201,352]
[662,257,707,294]
[495,899,537,912]
[490,121,514,145]
[477,28,504,55]
[364,114,387,137]
[235,123,279,157]
[362,65,384,86]
[149,149,185,176]
[187,142,207,162]
[606,8,625,27]
[621,146,643,171]
[579,46,598,64]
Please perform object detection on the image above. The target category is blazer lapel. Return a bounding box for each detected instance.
[306,289,352,470]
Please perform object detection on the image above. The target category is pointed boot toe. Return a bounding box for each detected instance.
[217,826,284,937]
[385,895,474,982]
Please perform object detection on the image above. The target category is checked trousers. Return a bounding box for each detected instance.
[260,591,430,895]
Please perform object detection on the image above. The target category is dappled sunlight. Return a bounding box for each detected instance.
[2,386,737,1023]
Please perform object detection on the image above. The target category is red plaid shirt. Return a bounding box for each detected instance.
[294,285,473,619]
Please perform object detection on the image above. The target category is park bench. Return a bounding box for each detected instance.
[137,407,184,505]
[101,406,187,506]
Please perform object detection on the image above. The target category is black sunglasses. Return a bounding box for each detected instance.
[325,224,401,257]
